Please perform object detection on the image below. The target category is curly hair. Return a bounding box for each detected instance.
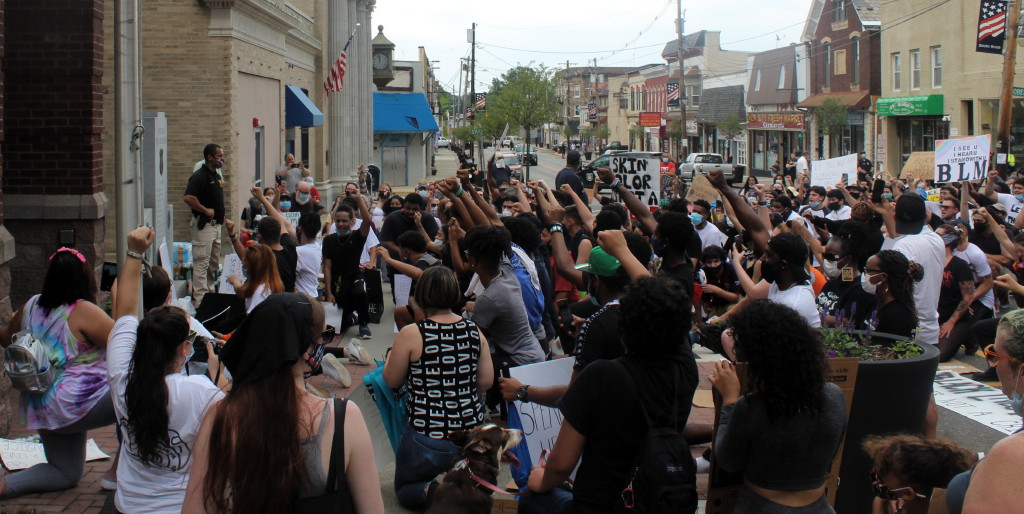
[656,211,695,255]
[730,300,827,422]
[618,277,691,357]
[873,250,923,319]
[463,225,513,269]
[502,214,543,254]
[832,220,873,270]
[862,434,977,491]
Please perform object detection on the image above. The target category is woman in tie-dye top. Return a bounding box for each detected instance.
[0,247,115,498]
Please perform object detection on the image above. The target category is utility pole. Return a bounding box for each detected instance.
[998,0,1021,176]
[564,60,575,159]
[457,58,466,128]
[675,1,688,159]
[471,23,482,170]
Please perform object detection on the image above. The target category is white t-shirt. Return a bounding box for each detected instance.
[892,229,945,345]
[825,205,851,221]
[955,243,995,310]
[796,156,808,175]
[108,316,224,514]
[327,219,379,265]
[767,281,821,328]
[996,193,1024,225]
[246,283,271,313]
[295,243,322,297]
[695,222,727,250]
[371,206,385,229]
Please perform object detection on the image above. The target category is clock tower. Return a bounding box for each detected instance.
[371,25,395,88]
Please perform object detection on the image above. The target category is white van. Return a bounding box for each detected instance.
[500,136,520,149]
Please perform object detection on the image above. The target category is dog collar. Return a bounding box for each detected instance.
[453,458,519,497]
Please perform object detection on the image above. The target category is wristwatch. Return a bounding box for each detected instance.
[516,384,531,402]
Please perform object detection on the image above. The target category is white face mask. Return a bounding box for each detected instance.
[861,273,878,294]
[823,258,842,279]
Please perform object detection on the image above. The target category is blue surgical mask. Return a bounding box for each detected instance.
[297,192,310,202]
[1015,194,1024,203]
[280,200,292,210]
[884,193,894,200]
[810,201,821,208]
[1012,392,1023,417]
[689,213,704,226]
[916,188,928,198]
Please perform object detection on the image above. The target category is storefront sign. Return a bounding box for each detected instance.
[876,95,944,117]
[934,134,991,183]
[846,111,865,125]
[1013,87,1024,97]
[639,112,661,127]
[746,112,804,130]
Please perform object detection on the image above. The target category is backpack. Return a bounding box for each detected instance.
[618,361,698,513]
[4,298,64,394]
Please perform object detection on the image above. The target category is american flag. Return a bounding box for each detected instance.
[667,81,680,107]
[588,103,597,120]
[324,49,348,95]
[475,93,487,110]
[979,0,1008,40]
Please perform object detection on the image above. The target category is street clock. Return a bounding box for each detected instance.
[371,25,395,88]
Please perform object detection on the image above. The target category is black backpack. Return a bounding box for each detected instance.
[618,361,698,513]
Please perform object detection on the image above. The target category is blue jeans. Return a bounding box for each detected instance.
[393,425,460,509]
[517,487,573,514]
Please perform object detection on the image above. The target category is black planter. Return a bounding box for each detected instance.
[834,341,939,513]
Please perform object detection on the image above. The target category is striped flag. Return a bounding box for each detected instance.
[588,103,597,120]
[977,0,1008,54]
[324,49,348,94]
[475,93,487,110]
[667,81,680,107]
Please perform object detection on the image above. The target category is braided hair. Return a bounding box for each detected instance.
[873,250,924,318]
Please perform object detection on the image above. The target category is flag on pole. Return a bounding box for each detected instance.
[324,26,360,95]
[475,93,487,110]
[588,103,597,121]
[977,0,1009,54]
[667,81,680,108]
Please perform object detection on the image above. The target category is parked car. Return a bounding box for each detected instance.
[494,152,523,182]
[678,152,745,185]
[436,137,451,149]
[602,141,628,152]
[514,144,538,166]
[500,136,520,149]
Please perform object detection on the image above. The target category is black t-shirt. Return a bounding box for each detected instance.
[573,302,622,371]
[938,256,973,322]
[969,227,1014,257]
[274,234,299,293]
[379,209,439,245]
[290,200,316,215]
[558,355,698,514]
[659,261,695,299]
[322,230,369,284]
[872,301,918,346]
[184,166,225,228]
[702,265,742,309]
[556,168,588,205]
[816,277,878,329]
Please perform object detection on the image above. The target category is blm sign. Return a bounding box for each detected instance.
[933,134,991,183]
[610,155,660,207]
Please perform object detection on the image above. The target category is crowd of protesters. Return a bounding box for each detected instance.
[1,143,1024,514]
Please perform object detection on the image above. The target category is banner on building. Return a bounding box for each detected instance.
[746,112,804,130]
[933,134,991,183]
[588,103,597,121]
[667,81,680,108]
[810,154,858,187]
[639,112,661,127]
[977,0,1009,54]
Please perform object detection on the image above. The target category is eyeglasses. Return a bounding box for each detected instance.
[939,205,957,210]
[984,344,1019,368]
[870,470,927,502]
[186,329,199,345]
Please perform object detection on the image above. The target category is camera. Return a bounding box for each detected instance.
[291,163,300,169]
[190,335,225,363]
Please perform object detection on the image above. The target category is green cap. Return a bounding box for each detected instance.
[574,247,623,277]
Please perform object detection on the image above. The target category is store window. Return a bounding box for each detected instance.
[892,53,901,91]
[824,42,831,87]
[834,0,848,22]
[910,49,921,90]
[736,140,747,166]
[931,46,942,88]
[852,38,860,84]
[778,64,787,89]
[829,125,864,157]
[897,118,949,169]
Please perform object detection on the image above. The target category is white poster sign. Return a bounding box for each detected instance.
[0,437,109,471]
[282,211,301,228]
[932,370,1022,435]
[509,358,577,477]
[219,253,244,295]
[609,155,660,207]
[810,154,858,187]
[933,134,991,183]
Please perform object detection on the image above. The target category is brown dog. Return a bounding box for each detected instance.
[426,424,523,514]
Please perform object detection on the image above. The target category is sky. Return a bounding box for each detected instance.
[372,0,814,95]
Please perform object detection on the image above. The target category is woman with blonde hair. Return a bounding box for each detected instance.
[228,244,284,313]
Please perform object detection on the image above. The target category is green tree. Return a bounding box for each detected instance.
[492,65,559,174]
[562,124,574,143]
[817,98,849,138]
[596,124,611,142]
[473,109,508,144]
[453,125,474,144]
[718,114,745,140]
[629,125,646,150]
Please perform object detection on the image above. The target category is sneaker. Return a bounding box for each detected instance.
[347,338,372,366]
[100,476,117,491]
[694,456,711,474]
[359,323,372,340]
[965,366,999,383]
[321,354,352,387]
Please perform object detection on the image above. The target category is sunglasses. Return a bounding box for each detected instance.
[984,344,1018,368]
[870,469,926,502]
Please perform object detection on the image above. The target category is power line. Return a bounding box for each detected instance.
[478,40,666,55]
[476,0,664,31]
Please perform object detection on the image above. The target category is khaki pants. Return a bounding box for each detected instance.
[190,217,221,307]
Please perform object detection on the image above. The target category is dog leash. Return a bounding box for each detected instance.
[451,458,520,497]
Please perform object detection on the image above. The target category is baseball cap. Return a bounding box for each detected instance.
[574,247,623,277]
[894,194,927,235]
[768,233,810,282]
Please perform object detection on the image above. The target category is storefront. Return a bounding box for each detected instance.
[877,94,947,174]
[746,112,806,173]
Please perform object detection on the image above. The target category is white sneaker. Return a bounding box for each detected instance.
[321,354,352,387]
[347,338,372,366]
[695,456,711,474]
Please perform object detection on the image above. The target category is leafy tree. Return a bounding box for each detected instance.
[453,125,474,144]
[492,65,559,153]
[718,114,745,140]
[562,124,574,142]
[666,120,683,142]
[629,125,646,150]
[817,97,849,138]
[473,109,508,144]
[596,124,611,141]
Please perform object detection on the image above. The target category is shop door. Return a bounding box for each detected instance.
[382,146,407,187]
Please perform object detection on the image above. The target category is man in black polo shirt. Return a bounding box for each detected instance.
[183,143,226,307]
[379,193,438,258]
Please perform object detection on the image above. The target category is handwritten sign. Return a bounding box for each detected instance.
[219,253,244,295]
[0,437,109,470]
[509,358,577,477]
[810,154,857,187]
[282,211,301,229]
[933,369,1022,435]
[610,156,660,207]
[685,174,720,204]
[934,134,991,183]
[899,151,934,180]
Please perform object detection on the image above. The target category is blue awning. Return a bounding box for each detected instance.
[285,86,323,127]
[373,92,439,133]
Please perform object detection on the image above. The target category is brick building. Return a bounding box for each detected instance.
[745,44,811,173]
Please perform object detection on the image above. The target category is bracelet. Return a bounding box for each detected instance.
[455,186,465,198]
[126,250,144,260]
[548,223,563,233]
[229,233,237,240]
[610,178,621,189]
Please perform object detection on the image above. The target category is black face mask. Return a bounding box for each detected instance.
[761,261,780,284]
[828,202,841,212]
[651,236,667,257]
[705,264,722,275]
[974,220,988,230]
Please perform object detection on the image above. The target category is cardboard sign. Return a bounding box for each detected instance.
[219,253,244,295]
[0,437,109,471]
[899,151,935,180]
[610,155,660,207]
[811,154,858,187]
[282,211,301,228]
[509,358,576,477]
[685,174,721,204]
[933,369,1022,435]
[934,134,991,183]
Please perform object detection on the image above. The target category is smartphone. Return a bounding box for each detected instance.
[872,179,886,204]
[557,299,573,331]
[291,163,300,169]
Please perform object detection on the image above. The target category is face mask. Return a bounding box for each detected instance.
[725,216,734,228]
[662,158,668,163]
[651,235,667,257]
[974,220,988,230]
[418,190,428,198]
[689,213,704,226]
[884,193,894,201]
[1010,372,1023,416]
[433,239,445,250]
[828,202,841,212]
[809,201,821,209]
[430,206,439,217]
[760,261,779,284]
[279,201,292,210]
[296,192,310,204]
[775,180,782,185]
[705,264,721,275]
[861,273,878,294]
[823,258,842,279]
[1015,194,1024,203]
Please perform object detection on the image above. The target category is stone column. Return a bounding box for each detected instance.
[342,0,358,182]
[327,0,349,188]
[358,0,373,168]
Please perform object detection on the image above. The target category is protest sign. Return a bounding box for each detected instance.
[685,173,720,204]
[933,369,1022,435]
[899,151,934,180]
[219,253,244,295]
[934,134,991,183]
[0,437,109,471]
[610,155,660,207]
[810,154,858,187]
[508,358,577,477]
[282,211,301,228]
